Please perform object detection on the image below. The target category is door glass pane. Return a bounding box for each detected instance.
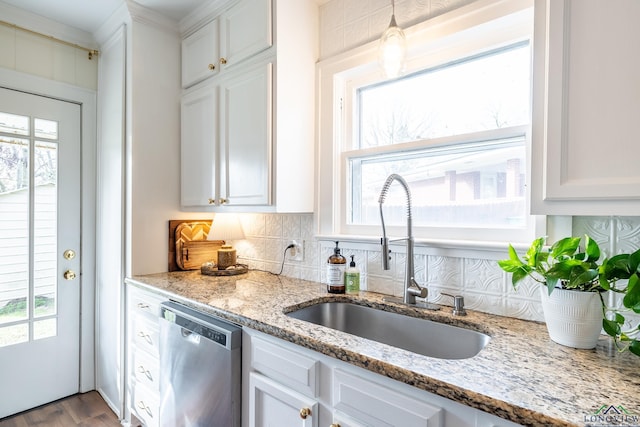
[0,112,29,136]
[34,141,57,319]
[0,135,29,326]
[34,318,56,340]
[0,324,28,348]
[34,118,58,140]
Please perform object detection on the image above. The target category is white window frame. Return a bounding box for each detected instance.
[316,0,544,245]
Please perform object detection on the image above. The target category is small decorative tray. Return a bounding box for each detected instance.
[201,262,249,276]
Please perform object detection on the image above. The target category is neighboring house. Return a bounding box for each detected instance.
[0,184,56,311]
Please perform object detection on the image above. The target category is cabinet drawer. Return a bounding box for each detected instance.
[129,288,164,319]
[132,314,160,357]
[333,369,442,427]
[133,349,160,392]
[133,383,160,427]
[251,335,318,397]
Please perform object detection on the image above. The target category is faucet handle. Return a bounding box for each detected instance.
[408,278,427,298]
[440,293,467,316]
[380,237,391,270]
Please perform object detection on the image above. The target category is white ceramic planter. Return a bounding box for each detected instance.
[540,287,603,349]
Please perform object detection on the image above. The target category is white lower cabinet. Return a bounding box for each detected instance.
[249,372,319,427]
[126,286,165,427]
[243,328,522,427]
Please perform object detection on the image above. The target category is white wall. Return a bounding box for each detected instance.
[0,2,98,90]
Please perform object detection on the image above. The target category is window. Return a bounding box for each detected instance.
[317,1,539,243]
[349,43,529,229]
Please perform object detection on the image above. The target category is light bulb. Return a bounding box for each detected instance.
[378,14,407,78]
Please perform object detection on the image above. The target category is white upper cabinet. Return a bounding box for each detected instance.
[181,0,272,89]
[222,0,272,67]
[180,0,317,212]
[182,19,220,88]
[531,0,640,215]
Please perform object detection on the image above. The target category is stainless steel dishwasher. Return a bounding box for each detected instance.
[159,301,242,427]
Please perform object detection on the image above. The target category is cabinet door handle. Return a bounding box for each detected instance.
[330,424,341,427]
[299,407,311,419]
[208,63,215,70]
[137,400,154,418]
[208,198,216,205]
[220,57,227,65]
[138,331,153,345]
[137,365,153,382]
[219,198,228,205]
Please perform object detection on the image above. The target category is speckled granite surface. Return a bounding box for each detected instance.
[126,270,640,427]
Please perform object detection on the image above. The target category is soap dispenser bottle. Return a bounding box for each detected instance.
[345,255,360,294]
[326,241,346,294]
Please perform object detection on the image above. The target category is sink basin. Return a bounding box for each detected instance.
[286,302,490,360]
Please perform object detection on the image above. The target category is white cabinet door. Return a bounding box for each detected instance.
[531,0,640,215]
[182,19,220,88]
[249,372,318,427]
[220,62,272,206]
[221,0,272,67]
[181,82,218,207]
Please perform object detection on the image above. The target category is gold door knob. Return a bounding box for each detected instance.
[208,63,215,70]
[219,198,228,205]
[63,249,76,260]
[220,57,227,65]
[208,198,216,205]
[63,270,77,280]
[299,407,311,419]
[330,424,341,427]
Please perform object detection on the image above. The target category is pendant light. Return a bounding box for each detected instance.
[378,0,407,78]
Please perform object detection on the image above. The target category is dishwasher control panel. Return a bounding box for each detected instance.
[160,302,241,350]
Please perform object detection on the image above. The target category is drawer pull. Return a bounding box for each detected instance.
[208,63,215,70]
[299,407,311,419]
[137,365,153,382]
[330,424,341,427]
[137,302,150,309]
[137,400,154,418]
[138,331,153,345]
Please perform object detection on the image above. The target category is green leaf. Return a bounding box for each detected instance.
[525,238,545,267]
[603,318,621,337]
[615,313,625,324]
[546,279,557,295]
[630,248,640,273]
[497,259,524,273]
[623,274,640,309]
[550,237,581,259]
[629,340,640,357]
[584,235,601,262]
[508,244,522,262]
[512,268,529,288]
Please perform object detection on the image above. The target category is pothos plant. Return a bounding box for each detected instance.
[498,235,640,356]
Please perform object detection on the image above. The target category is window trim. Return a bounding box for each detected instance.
[316,0,543,244]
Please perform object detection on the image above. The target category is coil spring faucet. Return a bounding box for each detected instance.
[379,174,439,309]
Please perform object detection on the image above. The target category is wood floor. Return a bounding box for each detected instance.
[0,391,123,427]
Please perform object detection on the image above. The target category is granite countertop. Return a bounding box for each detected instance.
[126,270,640,427]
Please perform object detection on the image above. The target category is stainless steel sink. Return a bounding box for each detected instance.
[286,302,490,360]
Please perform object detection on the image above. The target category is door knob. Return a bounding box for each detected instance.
[63,270,77,280]
[63,249,76,260]
[299,407,311,419]
[220,57,227,65]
